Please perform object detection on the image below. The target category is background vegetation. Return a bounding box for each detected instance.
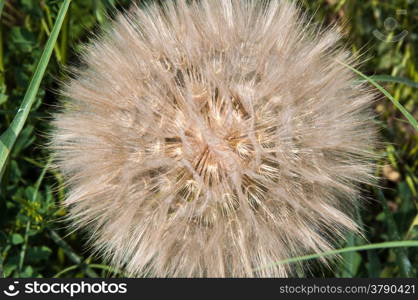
[0,0,417,278]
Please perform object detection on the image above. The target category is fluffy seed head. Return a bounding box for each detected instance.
[51,0,377,277]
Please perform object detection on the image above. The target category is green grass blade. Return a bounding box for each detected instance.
[0,0,71,179]
[369,75,418,89]
[52,265,79,278]
[338,61,418,132]
[254,240,418,272]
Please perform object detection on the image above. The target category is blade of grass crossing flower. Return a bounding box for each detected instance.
[254,241,418,271]
[0,0,71,179]
[337,61,418,132]
[369,75,418,89]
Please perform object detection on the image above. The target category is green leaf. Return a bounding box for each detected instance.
[340,233,362,277]
[27,246,52,263]
[9,27,37,52]
[20,265,34,277]
[20,0,43,18]
[376,189,413,277]
[3,262,17,277]
[0,0,72,180]
[0,93,7,105]
[367,250,382,278]
[11,234,24,245]
[94,0,107,24]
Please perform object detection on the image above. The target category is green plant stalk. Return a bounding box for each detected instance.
[41,18,62,64]
[0,0,72,179]
[60,6,70,65]
[254,241,418,271]
[52,265,78,278]
[41,1,54,29]
[338,61,418,132]
[23,156,66,202]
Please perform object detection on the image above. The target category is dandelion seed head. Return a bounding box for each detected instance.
[51,0,378,277]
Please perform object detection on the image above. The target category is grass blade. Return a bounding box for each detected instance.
[338,61,418,132]
[254,240,418,272]
[0,0,71,179]
[52,265,79,278]
[369,75,418,89]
